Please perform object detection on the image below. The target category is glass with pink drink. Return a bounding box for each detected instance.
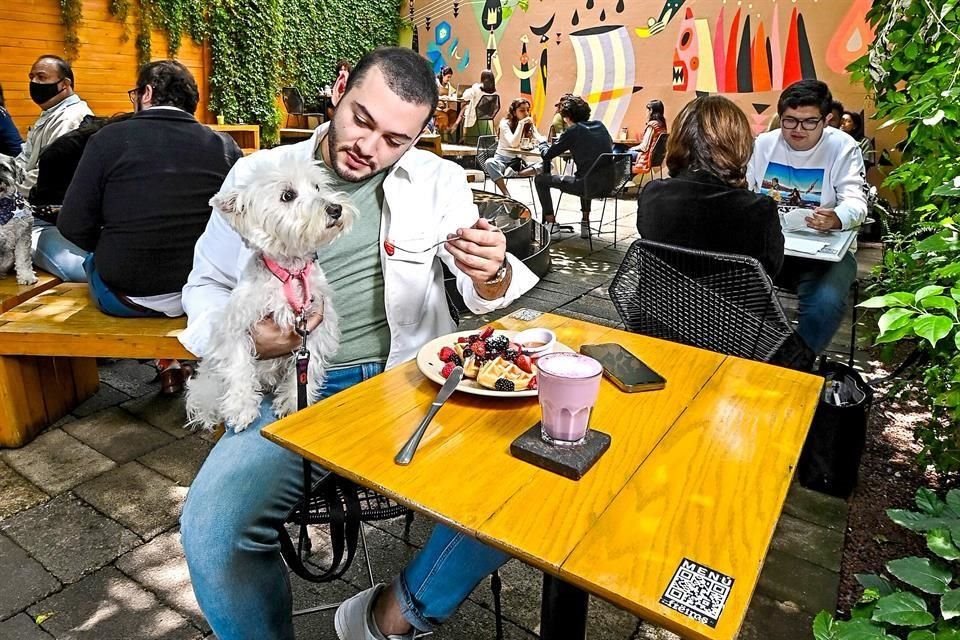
[536,352,604,445]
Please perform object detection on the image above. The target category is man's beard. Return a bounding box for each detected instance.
[325,120,389,183]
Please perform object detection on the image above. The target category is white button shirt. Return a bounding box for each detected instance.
[179,125,539,368]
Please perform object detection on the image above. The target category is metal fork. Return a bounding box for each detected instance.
[386,225,504,254]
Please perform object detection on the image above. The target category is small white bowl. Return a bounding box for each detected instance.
[513,328,557,357]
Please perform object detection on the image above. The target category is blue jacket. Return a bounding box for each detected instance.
[0,107,23,157]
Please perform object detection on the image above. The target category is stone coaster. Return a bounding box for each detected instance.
[509,423,610,480]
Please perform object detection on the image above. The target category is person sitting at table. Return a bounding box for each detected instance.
[630,98,667,176]
[535,96,614,238]
[840,110,875,170]
[435,66,454,96]
[483,97,544,197]
[636,95,783,277]
[450,69,497,143]
[547,92,574,140]
[56,60,242,393]
[747,79,866,355]
[178,46,538,640]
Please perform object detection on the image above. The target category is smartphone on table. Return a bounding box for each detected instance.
[579,343,666,393]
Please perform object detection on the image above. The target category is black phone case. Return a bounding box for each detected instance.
[579,343,666,392]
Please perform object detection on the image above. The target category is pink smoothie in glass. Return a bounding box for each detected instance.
[536,352,603,445]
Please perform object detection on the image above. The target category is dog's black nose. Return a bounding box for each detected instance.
[326,204,342,220]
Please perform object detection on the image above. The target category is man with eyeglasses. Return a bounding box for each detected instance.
[747,79,867,357]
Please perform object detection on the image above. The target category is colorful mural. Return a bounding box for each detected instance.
[411,0,875,137]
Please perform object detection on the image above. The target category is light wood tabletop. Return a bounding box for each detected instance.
[262,311,822,640]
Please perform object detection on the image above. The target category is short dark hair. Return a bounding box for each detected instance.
[344,47,438,126]
[336,60,353,75]
[778,80,832,117]
[136,60,200,114]
[35,55,75,88]
[559,97,591,123]
[479,70,496,93]
[830,100,844,115]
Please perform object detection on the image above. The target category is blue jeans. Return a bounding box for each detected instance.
[83,254,165,318]
[180,362,508,639]
[778,251,858,355]
[31,218,88,282]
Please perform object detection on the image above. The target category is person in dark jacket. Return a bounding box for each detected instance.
[29,113,133,221]
[57,59,242,393]
[535,96,615,238]
[0,83,23,157]
[636,94,784,276]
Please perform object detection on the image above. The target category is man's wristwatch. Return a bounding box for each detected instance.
[483,259,510,286]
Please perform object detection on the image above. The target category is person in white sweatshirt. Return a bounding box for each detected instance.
[747,79,866,356]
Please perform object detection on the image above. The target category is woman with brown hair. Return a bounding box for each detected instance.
[482,97,544,196]
[635,94,784,276]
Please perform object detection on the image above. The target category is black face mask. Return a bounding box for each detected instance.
[29,81,63,106]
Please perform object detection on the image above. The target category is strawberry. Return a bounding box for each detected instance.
[527,376,538,390]
[440,361,456,378]
[471,342,486,359]
[479,325,495,340]
[383,240,396,256]
[438,346,456,362]
[457,336,471,344]
[515,354,533,374]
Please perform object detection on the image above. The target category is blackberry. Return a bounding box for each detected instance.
[485,335,510,353]
[450,353,463,366]
[494,378,515,392]
[462,347,473,359]
[502,349,519,362]
[466,333,480,344]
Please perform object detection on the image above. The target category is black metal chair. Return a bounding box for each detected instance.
[609,239,815,370]
[467,93,500,145]
[475,134,499,192]
[582,152,634,249]
[281,87,324,129]
[633,132,669,187]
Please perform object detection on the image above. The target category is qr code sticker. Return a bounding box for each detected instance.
[509,308,544,321]
[658,558,734,628]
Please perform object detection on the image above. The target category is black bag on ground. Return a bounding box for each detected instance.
[796,360,872,498]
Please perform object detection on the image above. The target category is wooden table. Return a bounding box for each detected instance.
[262,312,822,640]
[207,124,261,155]
[440,143,477,158]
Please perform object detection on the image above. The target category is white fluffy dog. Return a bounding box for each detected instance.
[0,156,37,286]
[185,163,356,431]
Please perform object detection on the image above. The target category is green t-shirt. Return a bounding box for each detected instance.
[313,144,390,366]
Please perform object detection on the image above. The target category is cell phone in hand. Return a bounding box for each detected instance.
[579,343,666,393]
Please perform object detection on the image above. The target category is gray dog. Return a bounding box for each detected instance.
[0,156,37,285]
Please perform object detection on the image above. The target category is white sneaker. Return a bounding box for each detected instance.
[502,166,517,178]
[335,585,415,640]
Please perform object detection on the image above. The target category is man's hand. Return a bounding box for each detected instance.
[805,208,842,232]
[444,218,510,299]
[251,304,324,359]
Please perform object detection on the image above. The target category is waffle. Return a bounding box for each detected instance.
[477,357,535,390]
[462,354,482,379]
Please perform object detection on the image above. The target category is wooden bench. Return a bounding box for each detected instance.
[0,271,61,312]
[0,283,192,448]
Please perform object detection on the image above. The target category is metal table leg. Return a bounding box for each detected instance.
[540,573,589,640]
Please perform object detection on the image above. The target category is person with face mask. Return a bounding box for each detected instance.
[15,55,92,197]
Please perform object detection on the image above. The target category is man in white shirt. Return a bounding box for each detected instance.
[747,80,867,355]
[16,55,93,196]
[179,47,538,640]
[17,55,93,281]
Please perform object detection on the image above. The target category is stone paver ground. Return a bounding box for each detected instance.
[0,191,867,639]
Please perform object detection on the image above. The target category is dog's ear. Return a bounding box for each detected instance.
[210,189,242,217]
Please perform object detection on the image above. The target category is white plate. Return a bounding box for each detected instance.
[416,329,569,398]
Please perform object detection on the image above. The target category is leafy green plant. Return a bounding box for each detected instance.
[59,0,84,60]
[852,1,960,473]
[814,488,960,639]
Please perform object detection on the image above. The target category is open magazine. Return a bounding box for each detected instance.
[779,208,857,262]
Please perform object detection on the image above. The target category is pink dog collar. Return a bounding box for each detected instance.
[262,256,313,316]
